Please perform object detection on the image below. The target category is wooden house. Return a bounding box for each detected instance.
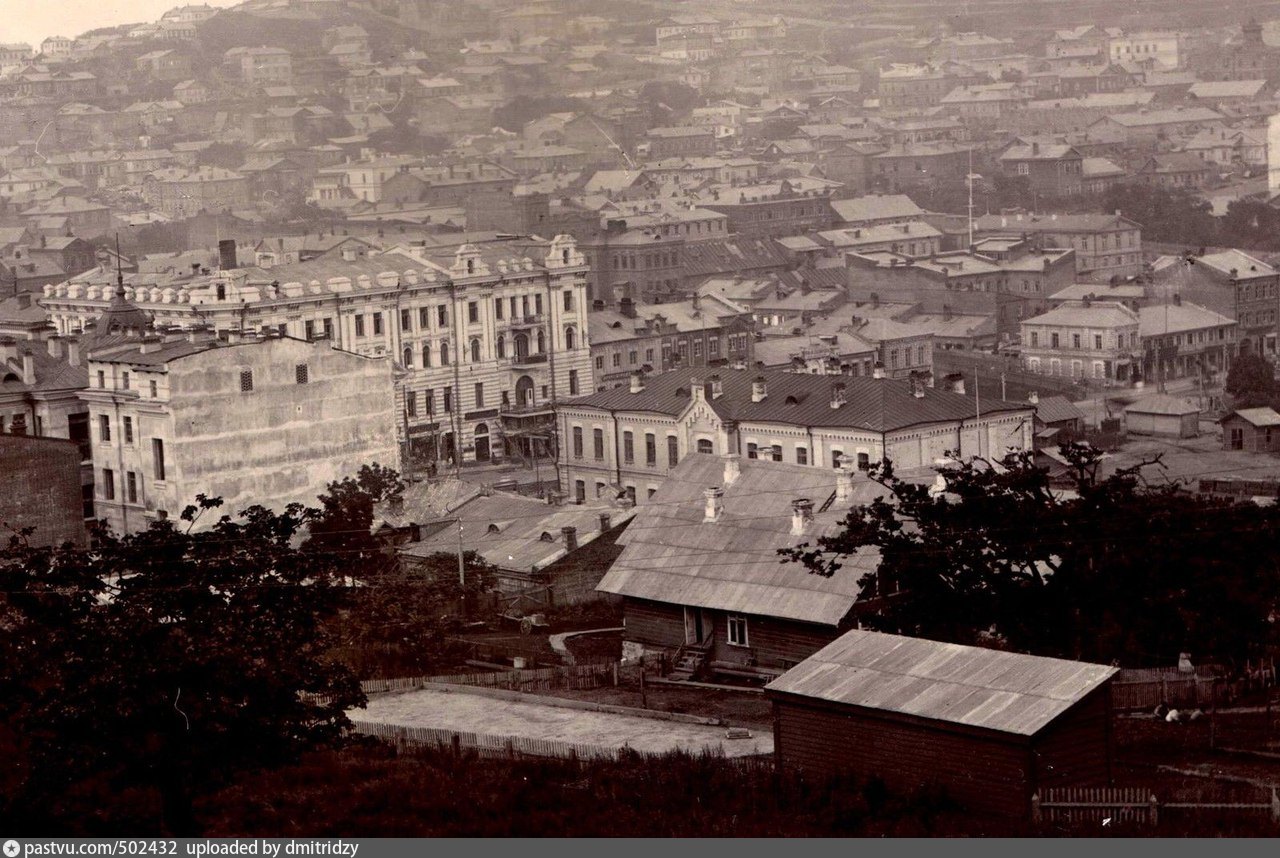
[1221,407,1280,452]
[596,452,888,678]
[766,630,1119,818]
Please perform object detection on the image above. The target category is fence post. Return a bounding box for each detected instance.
[1030,793,1041,824]
[1148,794,1159,826]
[505,738,515,759]
[451,733,461,758]
[1161,677,1167,704]
[612,661,619,687]
[1272,789,1280,823]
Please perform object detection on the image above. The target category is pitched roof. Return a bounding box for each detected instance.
[566,366,1030,431]
[830,194,924,225]
[1034,395,1085,425]
[765,630,1118,735]
[1228,407,1280,427]
[1022,302,1138,329]
[596,454,882,625]
[1138,302,1235,336]
[1124,393,1200,416]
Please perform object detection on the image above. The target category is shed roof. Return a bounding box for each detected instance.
[1123,393,1199,416]
[766,629,1118,736]
[1227,407,1280,427]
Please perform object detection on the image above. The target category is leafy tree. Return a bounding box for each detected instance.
[1225,351,1278,407]
[303,462,404,574]
[1100,183,1217,247]
[783,444,1280,667]
[0,496,364,835]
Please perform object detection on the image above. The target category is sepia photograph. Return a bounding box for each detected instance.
[3,0,1280,841]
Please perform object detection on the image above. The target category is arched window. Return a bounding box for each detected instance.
[565,326,576,350]
[496,334,506,359]
[440,341,450,365]
[470,337,481,362]
[402,346,413,368]
[422,344,431,367]
[697,439,713,454]
[537,330,545,353]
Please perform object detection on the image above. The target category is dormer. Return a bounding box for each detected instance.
[452,244,488,278]
[546,234,583,269]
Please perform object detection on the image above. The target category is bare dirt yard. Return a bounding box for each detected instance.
[350,687,773,757]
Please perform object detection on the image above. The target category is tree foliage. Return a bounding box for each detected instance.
[1225,351,1278,408]
[783,445,1280,667]
[0,496,365,835]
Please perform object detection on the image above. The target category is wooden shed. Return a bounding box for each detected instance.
[1221,407,1280,453]
[765,630,1119,818]
[1123,393,1200,438]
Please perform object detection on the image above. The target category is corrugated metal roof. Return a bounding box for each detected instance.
[597,454,882,625]
[766,630,1118,735]
[1124,393,1199,416]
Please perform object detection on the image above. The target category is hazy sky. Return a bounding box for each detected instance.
[3,0,239,46]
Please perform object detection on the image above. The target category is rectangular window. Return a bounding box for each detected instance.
[97,370,105,388]
[438,305,448,327]
[102,468,115,500]
[612,353,621,367]
[747,442,758,459]
[494,297,504,320]
[443,386,452,412]
[727,615,749,647]
[305,320,315,340]
[535,294,543,315]
[623,431,634,464]
[569,369,579,395]
[1094,334,1103,350]
[628,350,638,365]
[406,391,417,416]
[419,307,430,328]
[126,471,138,504]
[595,356,604,370]
[1072,333,1081,349]
[771,445,782,462]
[239,370,254,392]
[400,309,412,331]
[121,371,130,390]
[645,348,654,363]
[323,318,333,339]
[693,340,703,358]
[152,439,166,481]
[1031,332,1039,347]
[99,414,111,442]
[796,446,808,465]
[575,480,586,503]
[467,301,479,324]
[563,290,574,312]
[667,436,679,467]
[1051,332,1060,348]
[573,426,584,458]
[474,382,484,408]
[355,315,365,337]
[709,338,720,356]
[123,416,133,445]
[425,391,434,414]
[645,432,656,466]
[372,313,383,335]
[593,428,605,460]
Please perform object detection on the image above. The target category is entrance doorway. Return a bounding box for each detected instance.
[474,423,490,461]
[683,606,709,645]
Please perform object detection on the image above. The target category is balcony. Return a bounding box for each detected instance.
[506,313,545,330]
[500,399,554,417]
[508,352,549,368]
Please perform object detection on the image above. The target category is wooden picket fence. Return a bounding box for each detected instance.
[353,720,638,762]
[1033,786,1280,827]
[361,662,618,695]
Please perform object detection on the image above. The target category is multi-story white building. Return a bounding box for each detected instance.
[557,366,1034,505]
[1020,300,1141,383]
[81,330,399,536]
[224,46,293,85]
[41,236,594,469]
[1107,31,1181,70]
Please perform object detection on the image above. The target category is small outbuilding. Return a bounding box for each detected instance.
[1221,406,1280,452]
[1123,393,1200,438]
[765,630,1119,818]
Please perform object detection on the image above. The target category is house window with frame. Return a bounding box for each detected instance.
[102,468,115,500]
[727,615,749,647]
[645,433,656,466]
[126,471,138,504]
[406,391,417,417]
[569,369,579,395]
[468,301,479,324]
[747,442,758,459]
[419,307,431,328]
[355,315,366,337]
[667,436,679,467]
[400,309,412,331]
[99,414,111,442]
[372,313,383,335]
[796,446,808,465]
[593,428,605,460]
[123,416,133,445]
[623,430,635,463]
[573,426,583,458]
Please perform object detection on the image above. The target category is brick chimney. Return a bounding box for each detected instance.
[598,512,612,532]
[690,375,704,402]
[790,498,814,535]
[561,525,578,551]
[830,381,847,408]
[872,361,886,379]
[703,486,724,522]
[708,373,723,399]
[66,339,81,367]
[722,453,741,486]
[751,375,768,402]
[388,493,404,516]
[910,374,926,398]
[47,337,63,359]
[629,371,645,394]
[21,349,35,385]
[835,455,854,502]
[1028,390,1039,405]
